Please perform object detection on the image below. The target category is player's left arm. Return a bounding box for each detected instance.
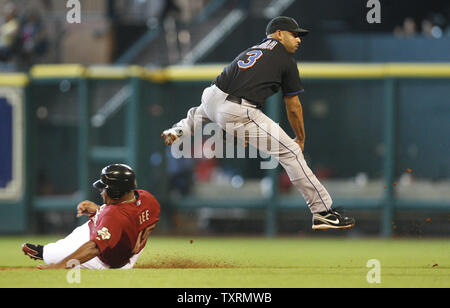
[284,95,306,151]
[37,241,100,270]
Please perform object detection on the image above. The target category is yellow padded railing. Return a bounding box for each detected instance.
[1,63,449,85]
[0,73,29,86]
[157,63,450,80]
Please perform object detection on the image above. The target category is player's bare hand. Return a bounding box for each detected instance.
[76,200,99,218]
[161,133,177,146]
[37,263,66,270]
[294,137,305,152]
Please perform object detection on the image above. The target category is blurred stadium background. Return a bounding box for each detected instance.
[0,0,449,239]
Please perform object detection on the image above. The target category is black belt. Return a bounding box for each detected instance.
[226,94,261,109]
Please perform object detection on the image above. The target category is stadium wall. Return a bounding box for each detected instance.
[0,64,449,235]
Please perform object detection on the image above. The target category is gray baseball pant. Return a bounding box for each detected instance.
[173,84,332,213]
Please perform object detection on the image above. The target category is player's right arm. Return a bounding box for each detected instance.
[76,200,100,218]
[284,95,306,152]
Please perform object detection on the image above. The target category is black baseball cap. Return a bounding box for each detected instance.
[266,16,309,37]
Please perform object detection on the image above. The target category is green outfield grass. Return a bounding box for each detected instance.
[0,236,448,288]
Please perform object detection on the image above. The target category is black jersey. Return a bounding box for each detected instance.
[214,38,304,106]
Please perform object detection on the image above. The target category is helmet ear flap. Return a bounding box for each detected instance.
[105,186,126,200]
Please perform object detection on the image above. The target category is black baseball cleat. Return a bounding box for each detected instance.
[22,243,44,260]
[312,209,355,231]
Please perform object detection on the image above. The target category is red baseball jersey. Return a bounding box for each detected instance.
[88,189,160,268]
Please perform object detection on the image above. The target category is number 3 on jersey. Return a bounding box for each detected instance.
[238,50,263,69]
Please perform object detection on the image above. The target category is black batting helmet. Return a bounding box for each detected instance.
[93,164,136,199]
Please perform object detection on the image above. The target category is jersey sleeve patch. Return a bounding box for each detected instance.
[96,227,111,240]
[91,213,124,253]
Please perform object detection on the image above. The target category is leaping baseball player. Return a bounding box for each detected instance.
[161,16,355,230]
[22,164,161,269]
